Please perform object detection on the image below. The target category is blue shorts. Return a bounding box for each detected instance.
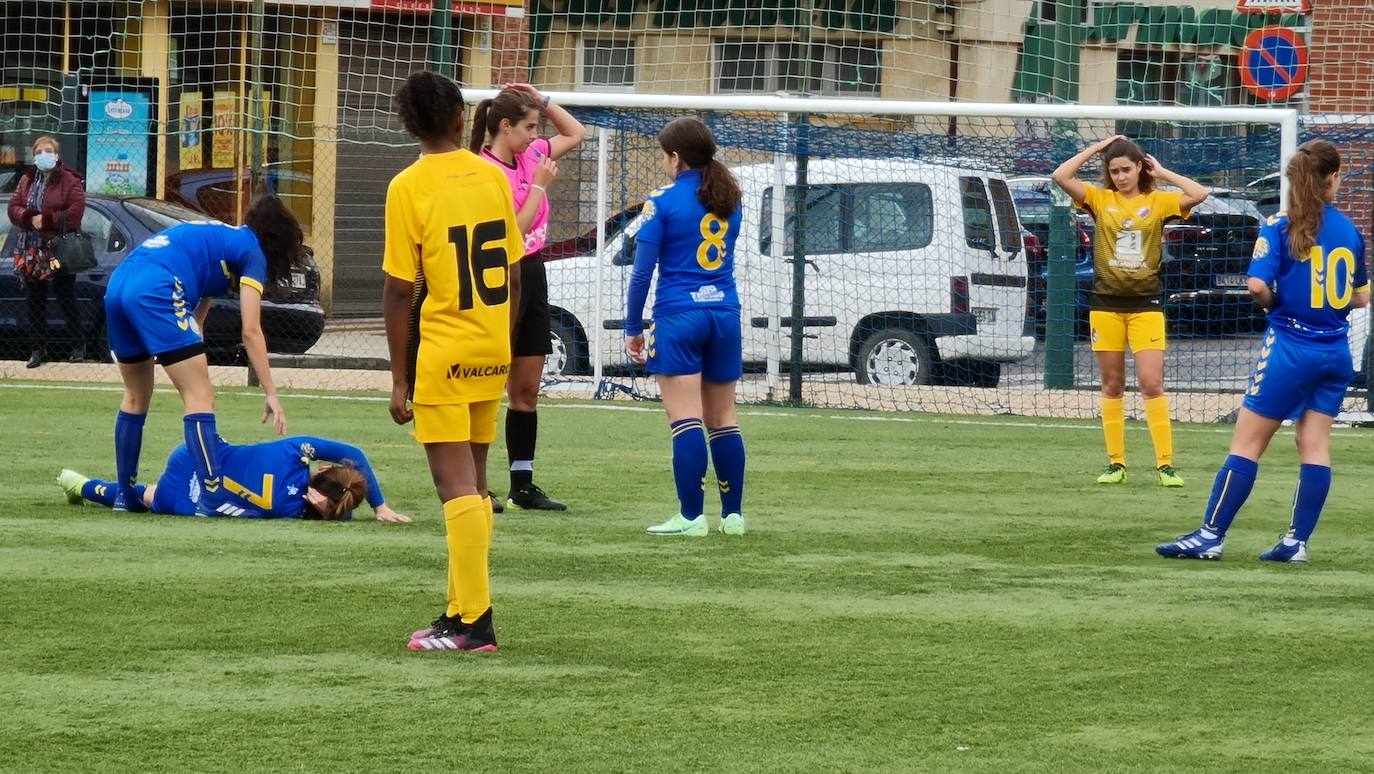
[151,444,200,515]
[105,260,204,363]
[1242,329,1354,420]
[645,308,743,382]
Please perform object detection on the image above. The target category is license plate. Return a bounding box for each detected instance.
[1216,274,1248,288]
[973,307,997,324]
[290,272,307,289]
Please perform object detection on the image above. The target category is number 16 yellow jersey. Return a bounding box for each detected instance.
[382,149,524,405]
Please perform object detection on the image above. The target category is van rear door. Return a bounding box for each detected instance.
[959,176,1027,339]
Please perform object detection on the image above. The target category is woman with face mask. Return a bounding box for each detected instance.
[7,135,88,367]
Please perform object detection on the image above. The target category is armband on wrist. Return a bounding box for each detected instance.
[541,95,551,109]
[530,184,546,193]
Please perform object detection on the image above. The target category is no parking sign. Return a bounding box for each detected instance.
[1239,26,1308,102]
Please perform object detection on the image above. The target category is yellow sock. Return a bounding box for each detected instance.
[443,494,491,625]
[1144,396,1173,467]
[1101,397,1125,465]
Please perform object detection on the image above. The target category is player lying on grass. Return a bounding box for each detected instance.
[1156,140,1368,564]
[57,435,410,522]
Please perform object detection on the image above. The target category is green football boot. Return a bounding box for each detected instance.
[1096,463,1127,485]
[646,513,709,537]
[57,469,88,506]
[1156,465,1185,488]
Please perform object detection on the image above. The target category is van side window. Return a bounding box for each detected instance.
[760,184,844,256]
[960,177,996,252]
[986,178,1022,255]
[851,183,933,252]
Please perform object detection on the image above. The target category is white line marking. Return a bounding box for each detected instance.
[1,380,1362,436]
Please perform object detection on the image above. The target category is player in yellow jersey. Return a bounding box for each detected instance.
[1053,136,1209,487]
[381,71,524,653]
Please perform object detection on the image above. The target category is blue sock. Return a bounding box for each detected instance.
[184,413,224,498]
[1288,464,1332,542]
[1201,454,1259,537]
[670,418,707,520]
[708,425,746,516]
[114,411,146,494]
[82,480,146,508]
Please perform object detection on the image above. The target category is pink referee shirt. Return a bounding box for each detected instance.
[481,137,551,256]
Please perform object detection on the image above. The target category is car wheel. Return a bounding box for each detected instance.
[962,359,1002,388]
[855,328,932,386]
[546,315,588,377]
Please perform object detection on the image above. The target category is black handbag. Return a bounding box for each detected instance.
[51,211,96,275]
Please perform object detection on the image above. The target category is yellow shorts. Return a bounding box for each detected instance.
[412,399,501,445]
[1089,310,1167,353]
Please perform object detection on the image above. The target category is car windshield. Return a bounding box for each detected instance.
[1013,193,1052,224]
[122,198,208,233]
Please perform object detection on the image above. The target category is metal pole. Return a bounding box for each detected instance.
[434,0,453,77]
[592,128,609,389]
[1042,0,1080,389]
[765,114,788,401]
[249,0,265,183]
[788,0,816,404]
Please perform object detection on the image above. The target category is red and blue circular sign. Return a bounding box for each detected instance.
[1239,26,1308,102]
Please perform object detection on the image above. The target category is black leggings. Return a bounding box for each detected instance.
[26,273,82,352]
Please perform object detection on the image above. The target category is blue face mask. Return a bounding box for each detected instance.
[34,151,58,172]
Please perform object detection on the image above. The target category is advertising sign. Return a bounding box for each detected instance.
[87,89,151,196]
[179,92,203,170]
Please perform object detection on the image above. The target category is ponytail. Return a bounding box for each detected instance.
[658,116,740,219]
[1285,140,1342,261]
[305,465,369,521]
[698,159,741,220]
[469,99,493,154]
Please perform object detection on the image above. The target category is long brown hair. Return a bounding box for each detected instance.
[1100,137,1154,194]
[303,465,368,520]
[1285,140,1342,261]
[468,88,540,154]
[658,117,740,219]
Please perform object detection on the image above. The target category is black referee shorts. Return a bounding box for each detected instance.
[512,252,552,358]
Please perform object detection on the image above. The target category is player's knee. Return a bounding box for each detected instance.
[1100,380,1125,398]
[1139,380,1165,399]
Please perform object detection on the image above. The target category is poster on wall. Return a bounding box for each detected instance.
[212,90,237,168]
[86,89,151,196]
[179,92,203,170]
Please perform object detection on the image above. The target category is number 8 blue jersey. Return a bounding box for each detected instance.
[1249,205,1369,345]
[625,168,742,336]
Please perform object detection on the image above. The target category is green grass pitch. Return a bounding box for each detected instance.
[3,381,1374,772]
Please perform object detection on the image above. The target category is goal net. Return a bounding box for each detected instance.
[1,1,1372,421]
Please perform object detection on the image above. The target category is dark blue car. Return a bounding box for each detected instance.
[1,195,325,362]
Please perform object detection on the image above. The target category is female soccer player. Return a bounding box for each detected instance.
[469,83,586,512]
[1156,140,1368,564]
[384,71,524,652]
[57,435,410,522]
[103,195,305,516]
[1053,135,1209,487]
[625,117,747,538]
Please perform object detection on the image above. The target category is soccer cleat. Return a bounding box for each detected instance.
[408,608,498,652]
[719,512,746,536]
[111,487,147,513]
[410,612,455,642]
[1155,529,1224,560]
[56,469,88,506]
[507,484,566,512]
[488,492,504,514]
[1259,535,1309,564]
[1156,465,1185,488]
[1096,463,1127,485]
[646,513,709,537]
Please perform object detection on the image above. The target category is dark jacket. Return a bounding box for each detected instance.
[6,162,87,244]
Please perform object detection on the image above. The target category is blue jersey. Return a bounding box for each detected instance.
[125,221,269,304]
[625,168,742,335]
[1249,206,1369,346]
[156,435,384,518]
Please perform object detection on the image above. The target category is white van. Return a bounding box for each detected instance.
[544,158,1036,387]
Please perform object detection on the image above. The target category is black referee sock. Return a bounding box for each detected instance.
[507,408,537,491]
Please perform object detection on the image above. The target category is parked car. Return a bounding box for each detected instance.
[165,166,312,225]
[1160,189,1265,336]
[544,203,642,264]
[544,158,1036,387]
[0,195,325,362]
[1245,172,1281,218]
